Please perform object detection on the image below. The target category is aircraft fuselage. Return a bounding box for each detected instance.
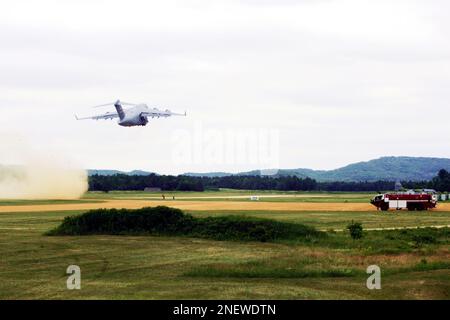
[118,105,149,127]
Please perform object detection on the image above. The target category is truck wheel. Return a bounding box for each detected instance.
[380,205,389,211]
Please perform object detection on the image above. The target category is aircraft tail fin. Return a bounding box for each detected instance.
[114,100,125,120]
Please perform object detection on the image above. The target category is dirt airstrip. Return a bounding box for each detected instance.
[1,199,450,213]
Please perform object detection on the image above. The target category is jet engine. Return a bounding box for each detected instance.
[139,113,149,125]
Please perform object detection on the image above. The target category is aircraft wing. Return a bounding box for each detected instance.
[141,109,187,118]
[75,112,119,121]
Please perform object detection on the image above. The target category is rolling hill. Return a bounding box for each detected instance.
[184,157,450,182]
[87,169,153,176]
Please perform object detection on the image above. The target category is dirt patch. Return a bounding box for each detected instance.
[0,200,449,213]
[0,200,371,213]
[114,194,336,200]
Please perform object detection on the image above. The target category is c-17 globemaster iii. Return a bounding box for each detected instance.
[75,100,186,127]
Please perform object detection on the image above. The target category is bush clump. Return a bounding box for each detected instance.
[383,227,447,246]
[47,206,323,242]
[189,215,321,242]
[46,206,192,236]
[347,221,363,240]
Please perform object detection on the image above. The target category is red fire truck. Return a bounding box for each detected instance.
[370,191,438,211]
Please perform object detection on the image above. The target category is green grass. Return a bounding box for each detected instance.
[172,196,373,203]
[184,260,450,279]
[185,265,359,279]
[82,189,275,199]
[187,210,450,230]
[0,210,449,299]
[0,192,449,300]
[33,205,450,258]
[81,190,376,203]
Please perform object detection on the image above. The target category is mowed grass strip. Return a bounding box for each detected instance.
[185,264,359,279]
[184,261,450,279]
[81,190,376,202]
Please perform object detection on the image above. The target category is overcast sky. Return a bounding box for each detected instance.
[1,0,449,174]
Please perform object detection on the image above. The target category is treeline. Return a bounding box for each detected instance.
[89,174,204,192]
[205,175,317,191]
[317,180,429,192]
[88,174,317,192]
[88,169,450,192]
[431,169,450,192]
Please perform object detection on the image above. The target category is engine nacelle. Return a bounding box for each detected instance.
[139,114,149,125]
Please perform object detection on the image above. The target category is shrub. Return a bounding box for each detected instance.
[412,234,437,246]
[47,206,323,243]
[347,221,363,240]
[190,215,321,242]
[46,206,192,236]
[382,227,445,246]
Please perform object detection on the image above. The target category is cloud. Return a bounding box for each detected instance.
[0,0,449,173]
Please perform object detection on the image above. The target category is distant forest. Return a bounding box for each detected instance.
[88,169,450,192]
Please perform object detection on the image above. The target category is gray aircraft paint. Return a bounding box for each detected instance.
[76,100,186,127]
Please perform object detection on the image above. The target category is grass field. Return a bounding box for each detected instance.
[188,210,450,230]
[0,190,449,300]
[82,190,375,203]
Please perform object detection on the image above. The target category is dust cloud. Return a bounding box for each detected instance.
[0,136,88,199]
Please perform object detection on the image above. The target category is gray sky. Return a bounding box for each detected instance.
[1,0,449,174]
